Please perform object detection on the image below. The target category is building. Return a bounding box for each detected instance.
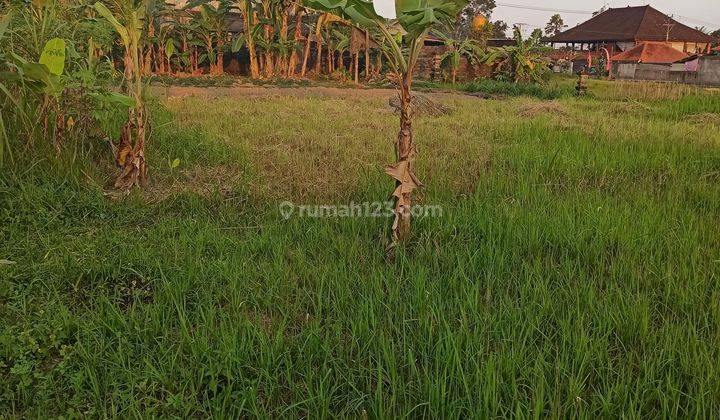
[546,5,716,56]
[611,42,689,64]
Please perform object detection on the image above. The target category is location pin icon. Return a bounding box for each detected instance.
[279,201,295,220]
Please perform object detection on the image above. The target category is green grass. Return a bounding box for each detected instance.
[414,77,576,100]
[2,81,720,417]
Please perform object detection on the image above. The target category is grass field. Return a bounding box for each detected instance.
[2,80,720,417]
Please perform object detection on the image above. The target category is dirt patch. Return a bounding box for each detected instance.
[517,101,567,118]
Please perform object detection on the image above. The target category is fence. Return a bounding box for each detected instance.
[612,56,720,86]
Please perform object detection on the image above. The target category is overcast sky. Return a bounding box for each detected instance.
[490,1,720,36]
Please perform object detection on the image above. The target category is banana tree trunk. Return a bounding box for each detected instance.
[262,2,274,77]
[157,44,166,74]
[216,35,224,75]
[314,37,322,74]
[144,45,153,76]
[240,4,260,78]
[116,45,148,190]
[386,74,421,245]
[300,36,311,77]
[375,51,381,77]
[354,51,359,83]
[364,29,370,80]
[288,8,303,77]
[279,7,290,77]
[326,26,333,74]
[206,37,215,74]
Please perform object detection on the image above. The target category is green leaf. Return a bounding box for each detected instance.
[21,62,63,95]
[170,158,180,169]
[39,38,66,76]
[94,2,130,47]
[231,35,245,53]
[165,38,175,58]
[89,91,135,107]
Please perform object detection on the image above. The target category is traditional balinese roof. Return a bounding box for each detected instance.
[546,5,715,43]
[611,41,689,63]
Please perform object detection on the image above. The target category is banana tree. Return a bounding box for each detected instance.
[437,33,481,83]
[331,28,349,71]
[482,26,548,83]
[303,0,466,248]
[94,0,149,190]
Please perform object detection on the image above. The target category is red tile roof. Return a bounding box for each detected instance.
[610,42,689,63]
[546,6,715,43]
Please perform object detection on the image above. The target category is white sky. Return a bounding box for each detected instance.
[490,1,720,36]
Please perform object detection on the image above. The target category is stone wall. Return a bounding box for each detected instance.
[612,57,720,86]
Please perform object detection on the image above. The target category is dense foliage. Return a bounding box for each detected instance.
[0,0,132,169]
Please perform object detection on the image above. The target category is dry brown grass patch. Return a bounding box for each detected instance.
[517,101,567,118]
[143,164,245,202]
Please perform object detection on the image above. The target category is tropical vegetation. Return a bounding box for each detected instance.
[3,0,720,416]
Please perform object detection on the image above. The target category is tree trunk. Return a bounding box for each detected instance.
[288,8,303,77]
[144,45,153,76]
[115,47,148,191]
[385,76,421,246]
[216,36,224,75]
[279,7,289,77]
[181,36,188,73]
[157,45,166,74]
[301,37,311,77]
[326,26,333,74]
[375,51,381,77]
[263,2,274,78]
[206,38,215,75]
[364,29,370,81]
[354,52,359,83]
[315,38,322,75]
[240,5,260,78]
